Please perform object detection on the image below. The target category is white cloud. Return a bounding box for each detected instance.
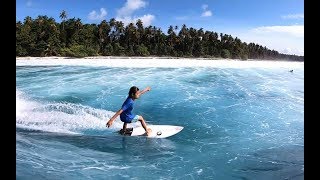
[281,47,304,56]
[201,4,212,17]
[201,10,212,17]
[88,8,107,21]
[117,0,147,17]
[136,14,155,26]
[252,25,304,38]
[116,0,155,26]
[281,13,304,20]
[117,14,155,26]
[26,0,32,7]
[225,25,304,56]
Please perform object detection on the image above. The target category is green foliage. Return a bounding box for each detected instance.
[34,40,48,57]
[177,51,184,57]
[16,45,28,56]
[193,43,204,57]
[135,44,150,56]
[102,44,113,56]
[170,50,178,57]
[86,46,99,56]
[158,44,168,56]
[59,45,97,58]
[60,45,86,58]
[221,49,231,59]
[16,13,303,61]
[124,45,134,56]
[113,43,125,56]
[240,53,248,60]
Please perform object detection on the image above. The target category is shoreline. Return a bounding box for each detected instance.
[16,56,304,69]
[16,55,302,61]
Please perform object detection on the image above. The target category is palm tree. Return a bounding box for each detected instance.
[59,10,67,30]
[174,25,178,32]
[125,22,135,48]
[167,25,174,46]
[109,18,116,43]
[75,18,82,31]
[136,19,144,45]
[116,21,124,41]
[24,16,32,25]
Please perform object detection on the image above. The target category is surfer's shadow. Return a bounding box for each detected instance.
[120,136,177,151]
[119,137,179,162]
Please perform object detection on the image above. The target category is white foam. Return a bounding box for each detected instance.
[16,89,125,134]
[16,90,39,118]
[16,57,304,69]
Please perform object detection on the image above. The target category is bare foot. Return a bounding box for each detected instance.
[146,128,152,136]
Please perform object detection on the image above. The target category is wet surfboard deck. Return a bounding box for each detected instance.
[118,125,184,138]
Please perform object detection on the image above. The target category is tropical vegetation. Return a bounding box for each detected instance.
[16,12,303,61]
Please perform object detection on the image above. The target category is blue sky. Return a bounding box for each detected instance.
[16,0,304,55]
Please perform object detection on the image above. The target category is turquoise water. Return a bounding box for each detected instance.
[16,63,304,179]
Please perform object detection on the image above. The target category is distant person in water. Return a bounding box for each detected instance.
[106,86,152,136]
[289,70,293,72]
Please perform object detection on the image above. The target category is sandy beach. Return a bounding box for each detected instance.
[16,56,304,69]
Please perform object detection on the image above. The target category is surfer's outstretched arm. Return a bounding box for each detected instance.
[106,109,123,128]
[138,86,151,96]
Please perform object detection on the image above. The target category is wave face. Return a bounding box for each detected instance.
[16,62,304,179]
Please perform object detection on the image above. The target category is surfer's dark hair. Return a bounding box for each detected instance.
[128,86,139,98]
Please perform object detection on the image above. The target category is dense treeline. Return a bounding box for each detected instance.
[16,13,303,61]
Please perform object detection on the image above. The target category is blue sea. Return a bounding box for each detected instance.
[16,59,304,179]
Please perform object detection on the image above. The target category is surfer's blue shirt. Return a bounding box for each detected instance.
[120,97,136,123]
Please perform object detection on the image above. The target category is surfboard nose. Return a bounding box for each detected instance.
[175,126,184,132]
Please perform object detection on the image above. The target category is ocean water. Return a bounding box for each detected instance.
[16,59,304,179]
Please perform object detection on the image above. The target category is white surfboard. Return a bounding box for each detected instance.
[119,125,183,138]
